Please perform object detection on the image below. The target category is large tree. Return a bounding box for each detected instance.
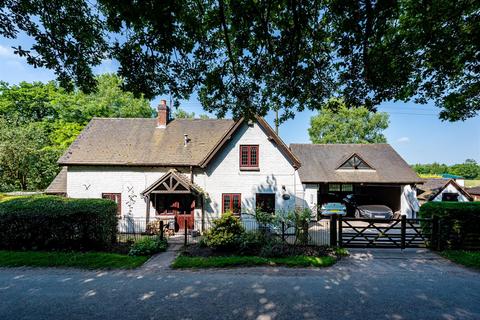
[0,74,153,191]
[308,99,389,144]
[2,1,478,121]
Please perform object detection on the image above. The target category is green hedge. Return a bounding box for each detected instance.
[0,195,118,250]
[419,202,480,250]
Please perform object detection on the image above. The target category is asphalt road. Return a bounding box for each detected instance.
[0,249,479,320]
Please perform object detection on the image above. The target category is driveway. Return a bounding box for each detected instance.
[0,249,479,320]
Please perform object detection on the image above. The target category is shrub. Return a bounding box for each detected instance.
[419,202,480,249]
[0,195,118,250]
[238,231,273,255]
[203,212,245,250]
[128,236,168,256]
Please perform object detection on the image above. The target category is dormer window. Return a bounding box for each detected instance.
[240,145,259,170]
[337,154,373,170]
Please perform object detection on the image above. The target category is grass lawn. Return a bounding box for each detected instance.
[0,250,150,269]
[172,255,336,269]
[465,180,480,188]
[441,250,480,269]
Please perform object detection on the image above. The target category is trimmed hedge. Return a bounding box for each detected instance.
[0,195,118,250]
[419,202,480,250]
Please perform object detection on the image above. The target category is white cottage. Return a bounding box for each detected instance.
[47,100,303,232]
[46,100,424,231]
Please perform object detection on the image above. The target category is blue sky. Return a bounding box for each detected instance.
[1,38,479,165]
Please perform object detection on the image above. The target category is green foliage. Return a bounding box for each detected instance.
[128,236,168,256]
[0,250,149,269]
[441,250,480,270]
[0,74,153,191]
[172,255,336,269]
[203,212,245,250]
[0,195,118,250]
[237,231,276,256]
[173,108,195,119]
[308,99,389,144]
[419,202,480,250]
[0,120,62,191]
[276,208,313,245]
[412,160,480,180]
[5,1,479,120]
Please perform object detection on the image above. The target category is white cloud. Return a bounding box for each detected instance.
[0,45,18,59]
[397,136,410,143]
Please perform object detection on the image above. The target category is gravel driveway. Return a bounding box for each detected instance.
[0,248,478,320]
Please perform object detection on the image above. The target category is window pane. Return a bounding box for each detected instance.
[342,184,353,192]
[223,195,231,213]
[232,195,241,214]
[328,184,341,192]
[256,193,275,214]
[241,147,249,166]
[250,147,257,166]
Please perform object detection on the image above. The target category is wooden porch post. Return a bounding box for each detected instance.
[201,195,205,233]
[146,194,151,225]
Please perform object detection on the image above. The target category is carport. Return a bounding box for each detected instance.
[290,144,423,217]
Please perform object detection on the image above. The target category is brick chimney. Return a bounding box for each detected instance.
[157,99,169,128]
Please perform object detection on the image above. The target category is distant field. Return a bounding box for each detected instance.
[465,180,480,188]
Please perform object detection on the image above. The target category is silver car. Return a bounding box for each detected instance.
[355,205,393,219]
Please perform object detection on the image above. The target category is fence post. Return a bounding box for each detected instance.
[401,215,406,249]
[160,220,164,240]
[281,221,285,242]
[338,215,343,247]
[330,214,337,247]
[184,216,188,246]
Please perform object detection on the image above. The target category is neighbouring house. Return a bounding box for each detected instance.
[46,101,423,232]
[289,144,423,217]
[466,186,480,201]
[417,178,473,203]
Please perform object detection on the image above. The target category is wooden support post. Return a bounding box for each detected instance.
[184,216,188,246]
[281,221,285,242]
[160,220,164,240]
[201,195,205,233]
[401,215,406,249]
[330,215,337,247]
[338,215,343,247]
[145,195,151,226]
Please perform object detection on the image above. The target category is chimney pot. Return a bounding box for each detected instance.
[157,99,169,128]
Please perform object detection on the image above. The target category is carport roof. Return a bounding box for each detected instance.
[290,144,422,184]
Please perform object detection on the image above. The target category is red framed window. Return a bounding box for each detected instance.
[222,193,241,215]
[240,145,259,169]
[102,193,122,216]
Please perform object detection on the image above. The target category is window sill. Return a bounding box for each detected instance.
[240,167,260,171]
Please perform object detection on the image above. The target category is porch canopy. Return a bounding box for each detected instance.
[141,169,203,229]
[141,169,202,197]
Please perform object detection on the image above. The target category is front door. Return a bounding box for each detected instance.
[176,195,195,231]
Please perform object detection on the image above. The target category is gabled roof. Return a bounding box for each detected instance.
[45,167,67,194]
[290,143,422,184]
[59,118,235,166]
[466,186,480,195]
[199,116,301,168]
[58,116,299,168]
[418,179,473,201]
[141,169,203,196]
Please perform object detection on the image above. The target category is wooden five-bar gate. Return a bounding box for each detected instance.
[329,215,439,249]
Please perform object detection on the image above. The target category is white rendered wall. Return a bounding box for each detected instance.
[66,121,300,230]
